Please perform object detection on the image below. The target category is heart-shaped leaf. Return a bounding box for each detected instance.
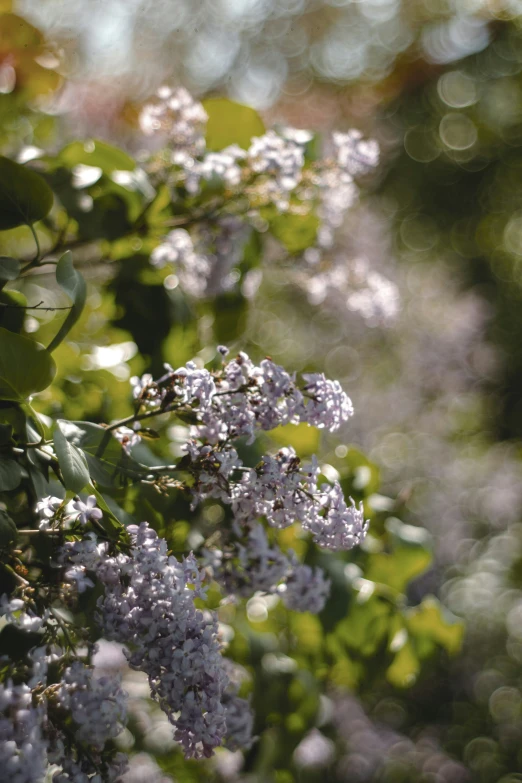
[47,251,87,352]
[57,420,145,488]
[202,98,265,151]
[0,509,17,547]
[53,421,90,494]
[0,257,20,290]
[0,289,27,333]
[0,456,23,490]
[0,327,56,401]
[59,140,135,173]
[0,156,54,230]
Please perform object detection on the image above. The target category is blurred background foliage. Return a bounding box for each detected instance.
[3,1,522,781]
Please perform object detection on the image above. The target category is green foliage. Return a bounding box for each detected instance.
[0,509,17,546]
[53,421,90,493]
[269,211,320,254]
[203,97,265,150]
[58,140,135,173]
[365,518,432,595]
[0,289,27,333]
[0,456,23,490]
[0,327,56,401]
[47,251,87,352]
[0,156,53,230]
[0,102,468,782]
[0,257,20,288]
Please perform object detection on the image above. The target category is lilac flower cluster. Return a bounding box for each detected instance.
[139,86,380,311]
[0,647,129,783]
[130,350,354,444]
[114,424,142,454]
[62,523,246,759]
[0,680,47,783]
[56,662,127,750]
[180,145,247,195]
[139,86,207,155]
[302,254,399,327]
[333,130,380,177]
[0,595,46,633]
[151,218,251,300]
[204,523,331,614]
[34,494,103,533]
[188,441,368,553]
[220,663,256,753]
[247,129,307,209]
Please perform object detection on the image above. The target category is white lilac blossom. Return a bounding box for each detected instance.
[0,680,48,783]
[57,662,127,750]
[114,425,142,454]
[184,441,239,506]
[152,220,251,299]
[139,86,207,155]
[302,255,400,327]
[70,495,103,526]
[308,485,368,552]
[231,448,311,530]
[247,130,306,209]
[227,523,291,597]
[127,350,364,552]
[62,565,95,594]
[35,496,62,531]
[141,88,380,308]
[195,352,353,443]
[300,373,354,432]
[333,130,380,177]
[64,523,240,759]
[231,448,368,551]
[131,351,337,443]
[130,372,162,408]
[279,561,331,614]
[221,692,255,753]
[150,228,195,270]
[187,146,246,193]
[52,752,129,783]
[0,595,45,633]
[204,523,331,612]
[316,167,358,249]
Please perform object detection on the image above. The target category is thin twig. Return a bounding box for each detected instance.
[0,300,74,311]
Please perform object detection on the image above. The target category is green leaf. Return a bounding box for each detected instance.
[88,485,124,537]
[0,289,27,333]
[406,597,464,658]
[47,251,87,352]
[268,422,320,457]
[364,517,433,594]
[0,156,54,230]
[337,597,391,657]
[364,547,432,595]
[386,637,420,688]
[0,509,17,547]
[0,257,20,289]
[0,456,23,490]
[203,98,265,151]
[59,140,135,173]
[0,328,56,401]
[53,421,90,493]
[340,448,381,497]
[0,422,13,445]
[57,420,145,488]
[269,212,320,254]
